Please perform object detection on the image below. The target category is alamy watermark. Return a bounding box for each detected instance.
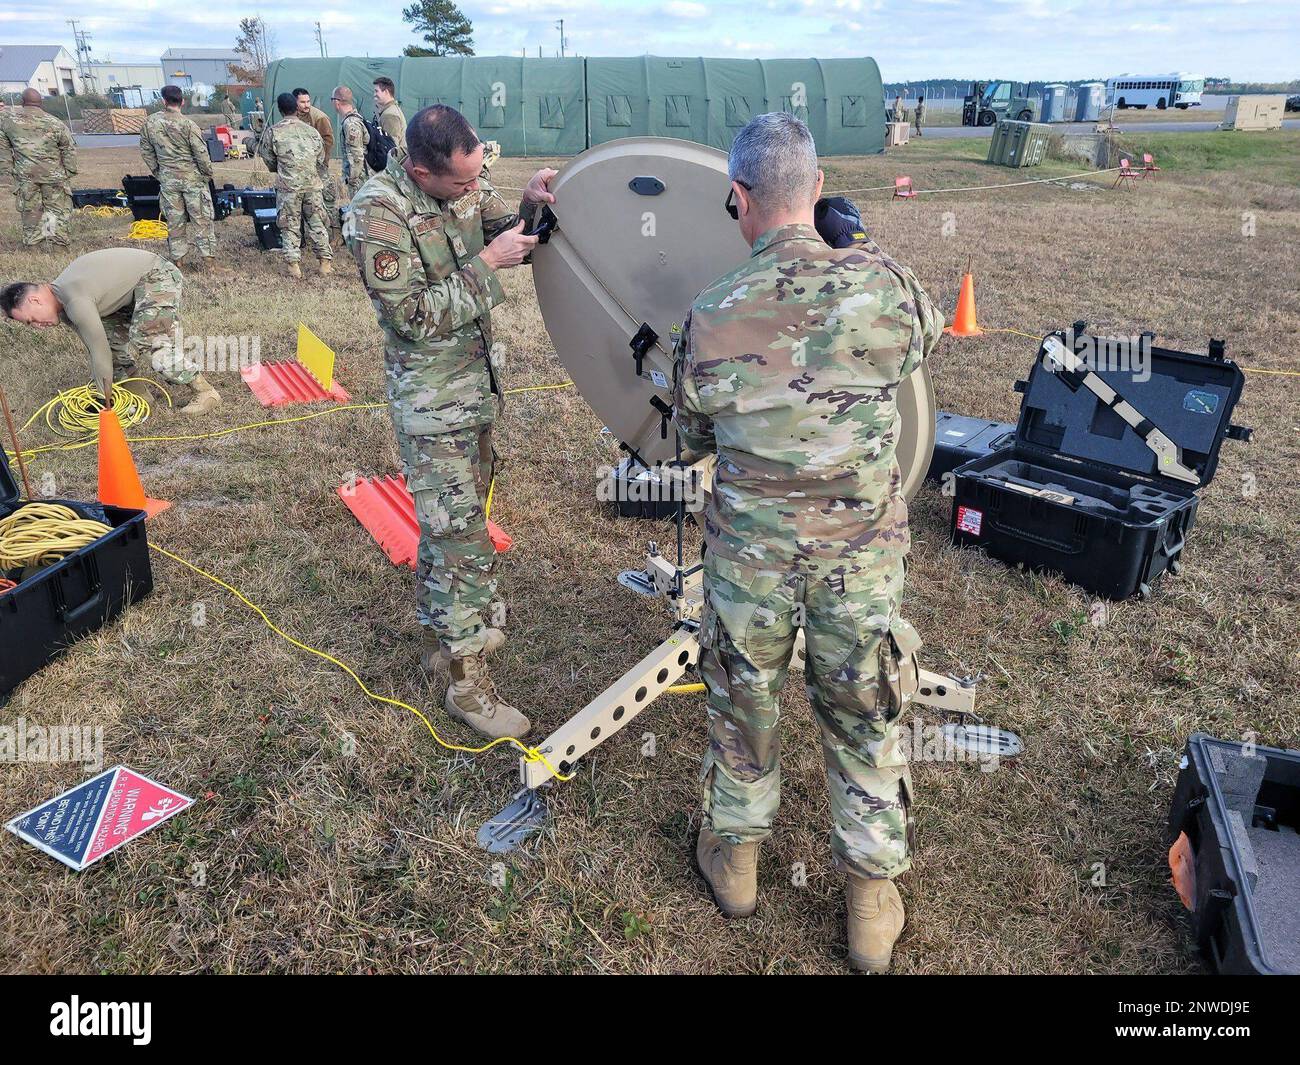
[149,328,261,376]
[1047,327,1152,382]
[0,717,103,771]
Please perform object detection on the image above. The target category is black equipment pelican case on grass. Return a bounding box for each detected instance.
[926,411,1016,484]
[122,175,233,222]
[1168,734,1300,975]
[949,326,1250,599]
[0,451,153,699]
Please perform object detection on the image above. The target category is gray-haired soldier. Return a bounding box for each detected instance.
[674,112,942,971]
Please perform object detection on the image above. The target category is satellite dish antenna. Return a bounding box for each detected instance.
[532,136,935,500]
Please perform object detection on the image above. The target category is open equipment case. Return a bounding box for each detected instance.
[949,325,1251,599]
[0,449,153,699]
[1168,734,1300,975]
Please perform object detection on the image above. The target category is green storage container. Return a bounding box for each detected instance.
[988,120,1051,167]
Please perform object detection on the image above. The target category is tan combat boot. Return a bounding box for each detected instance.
[178,375,222,415]
[444,653,530,739]
[421,629,505,673]
[319,258,332,276]
[287,260,302,279]
[695,826,759,918]
[846,875,905,973]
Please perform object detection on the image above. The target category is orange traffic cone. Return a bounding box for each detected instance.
[98,408,170,518]
[944,270,984,337]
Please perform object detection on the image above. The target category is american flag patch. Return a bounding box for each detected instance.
[365,217,403,244]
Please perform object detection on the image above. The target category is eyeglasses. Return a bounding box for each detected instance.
[724,180,752,220]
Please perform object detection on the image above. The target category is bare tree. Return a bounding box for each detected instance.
[228,16,275,85]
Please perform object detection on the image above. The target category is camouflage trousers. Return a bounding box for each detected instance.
[159,177,216,262]
[394,420,499,658]
[15,179,72,246]
[698,551,919,880]
[319,163,339,231]
[102,260,197,389]
[276,187,332,264]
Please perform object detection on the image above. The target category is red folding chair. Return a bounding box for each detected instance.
[1141,152,1161,179]
[1112,159,1141,190]
[893,175,919,201]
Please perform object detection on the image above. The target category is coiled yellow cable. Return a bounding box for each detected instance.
[129,219,169,240]
[78,205,131,218]
[0,503,110,570]
[22,378,171,438]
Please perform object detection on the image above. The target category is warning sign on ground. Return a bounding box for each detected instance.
[6,766,192,871]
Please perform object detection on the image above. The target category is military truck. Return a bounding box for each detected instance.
[962,81,1039,126]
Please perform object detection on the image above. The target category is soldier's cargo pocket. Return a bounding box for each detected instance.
[705,556,782,665]
[876,616,922,723]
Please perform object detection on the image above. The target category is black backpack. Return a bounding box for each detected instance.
[363,115,396,172]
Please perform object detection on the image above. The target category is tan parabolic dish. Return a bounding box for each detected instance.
[530,136,936,501]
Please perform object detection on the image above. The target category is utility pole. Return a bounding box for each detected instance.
[67,19,94,94]
[314,22,327,58]
[556,19,565,59]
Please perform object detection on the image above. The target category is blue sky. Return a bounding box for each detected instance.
[6,0,1294,81]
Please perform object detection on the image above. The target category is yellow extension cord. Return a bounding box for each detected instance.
[0,503,110,570]
[78,205,132,219]
[129,219,169,241]
[24,378,171,437]
[147,543,574,781]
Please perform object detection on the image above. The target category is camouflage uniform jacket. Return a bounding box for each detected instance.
[340,110,369,190]
[0,104,77,185]
[140,110,212,181]
[346,151,532,435]
[674,223,943,569]
[259,116,325,192]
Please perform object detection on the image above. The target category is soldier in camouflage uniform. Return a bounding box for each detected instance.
[347,104,557,740]
[259,93,333,278]
[674,113,941,972]
[914,95,926,137]
[140,85,223,271]
[331,86,370,197]
[0,88,77,247]
[1,247,222,414]
[294,89,340,240]
[892,94,906,125]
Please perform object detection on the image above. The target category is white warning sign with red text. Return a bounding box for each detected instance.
[6,766,192,871]
[956,505,984,537]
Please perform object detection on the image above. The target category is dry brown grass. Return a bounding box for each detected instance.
[0,136,1296,974]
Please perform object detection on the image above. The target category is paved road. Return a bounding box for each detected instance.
[923,118,1300,139]
[75,134,142,148]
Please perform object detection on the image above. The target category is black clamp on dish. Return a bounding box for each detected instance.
[524,204,558,243]
[629,323,658,378]
[649,396,673,439]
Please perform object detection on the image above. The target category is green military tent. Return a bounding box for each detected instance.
[261,55,885,157]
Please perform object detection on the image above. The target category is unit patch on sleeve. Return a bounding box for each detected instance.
[372,249,401,280]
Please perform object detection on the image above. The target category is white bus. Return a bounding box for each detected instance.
[1107,73,1204,110]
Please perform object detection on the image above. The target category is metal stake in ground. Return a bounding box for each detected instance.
[0,384,36,499]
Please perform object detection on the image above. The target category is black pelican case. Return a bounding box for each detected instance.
[949,326,1250,599]
[0,451,153,700]
[927,411,1016,485]
[1167,734,1300,975]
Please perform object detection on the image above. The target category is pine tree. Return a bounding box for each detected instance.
[402,0,475,57]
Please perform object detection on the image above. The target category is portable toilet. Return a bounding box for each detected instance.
[1074,82,1105,121]
[1040,83,1067,123]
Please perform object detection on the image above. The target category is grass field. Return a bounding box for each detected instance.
[0,131,1297,974]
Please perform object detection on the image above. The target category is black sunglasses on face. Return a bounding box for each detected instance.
[724,180,752,220]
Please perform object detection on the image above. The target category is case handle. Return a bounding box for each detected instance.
[987,517,1084,555]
